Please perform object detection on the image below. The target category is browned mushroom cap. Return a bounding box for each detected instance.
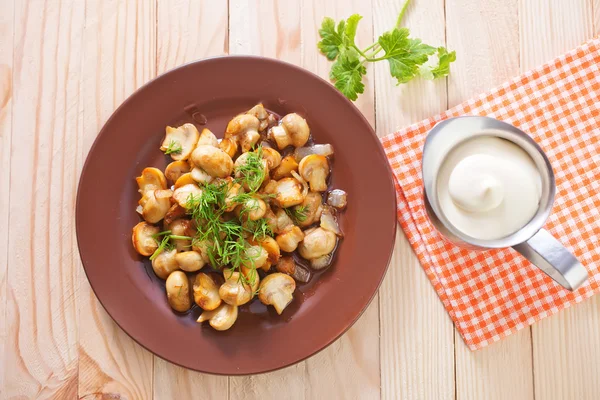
[197,303,238,331]
[258,236,281,271]
[175,251,205,272]
[271,155,299,180]
[269,113,310,149]
[281,113,310,147]
[165,161,191,184]
[297,227,336,260]
[172,183,203,209]
[219,268,259,306]
[163,204,187,227]
[193,273,222,311]
[219,138,238,159]
[197,128,219,147]
[276,225,304,252]
[296,191,323,228]
[225,114,261,153]
[241,245,268,271]
[139,189,173,223]
[273,177,305,208]
[136,167,167,196]
[262,147,282,170]
[151,248,179,279]
[298,155,330,192]
[247,103,269,131]
[173,172,196,189]
[237,197,267,221]
[166,271,191,312]
[190,167,214,184]
[132,221,160,256]
[160,123,200,161]
[191,145,234,178]
[258,273,296,315]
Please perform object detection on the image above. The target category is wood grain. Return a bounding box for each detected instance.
[300,2,380,398]
[373,0,456,398]
[78,1,156,398]
[520,2,600,399]
[0,0,14,397]
[227,2,306,397]
[153,1,229,397]
[596,0,600,34]
[2,1,84,397]
[446,1,535,399]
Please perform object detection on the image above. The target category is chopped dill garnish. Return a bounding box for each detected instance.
[165,139,182,155]
[184,176,271,287]
[284,205,308,223]
[149,230,192,261]
[235,146,265,192]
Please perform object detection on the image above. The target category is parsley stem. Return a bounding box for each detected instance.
[396,0,411,29]
[364,46,384,60]
[362,42,379,53]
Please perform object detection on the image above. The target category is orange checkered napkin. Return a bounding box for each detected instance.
[381,38,600,350]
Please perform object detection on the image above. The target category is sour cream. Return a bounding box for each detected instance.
[436,136,542,240]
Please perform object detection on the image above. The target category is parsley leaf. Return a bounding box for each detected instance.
[317,17,345,61]
[378,29,436,84]
[317,0,456,101]
[430,47,457,79]
[330,55,367,101]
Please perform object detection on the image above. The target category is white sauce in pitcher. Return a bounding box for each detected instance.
[437,136,542,240]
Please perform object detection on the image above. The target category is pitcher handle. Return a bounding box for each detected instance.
[512,229,588,291]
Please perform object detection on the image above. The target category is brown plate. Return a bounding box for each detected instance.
[76,56,396,375]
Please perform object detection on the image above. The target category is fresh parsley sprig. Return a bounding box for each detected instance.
[317,0,456,101]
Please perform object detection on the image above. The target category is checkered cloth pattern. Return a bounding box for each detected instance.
[380,38,600,350]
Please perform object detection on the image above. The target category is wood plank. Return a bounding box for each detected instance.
[78,1,156,398]
[153,1,229,397]
[519,2,600,399]
[373,0,456,398]
[228,3,305,396]
[228,2,306,396]
[228,1,380,398]
[2,0,84,398]
[519,0,593,70]
[301,2,380,399]
[446,0,536,399]
[0,0,14,397]
[596,0,600,35]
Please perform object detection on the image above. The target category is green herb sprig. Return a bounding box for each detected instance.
[317,0,456,101]
[165,139,183,155]
[149,230,192,261]
[284,205,308,224]
[235,147,266,192]
[184,149,273,287]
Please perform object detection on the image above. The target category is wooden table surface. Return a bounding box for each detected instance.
[1,0,600,399]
